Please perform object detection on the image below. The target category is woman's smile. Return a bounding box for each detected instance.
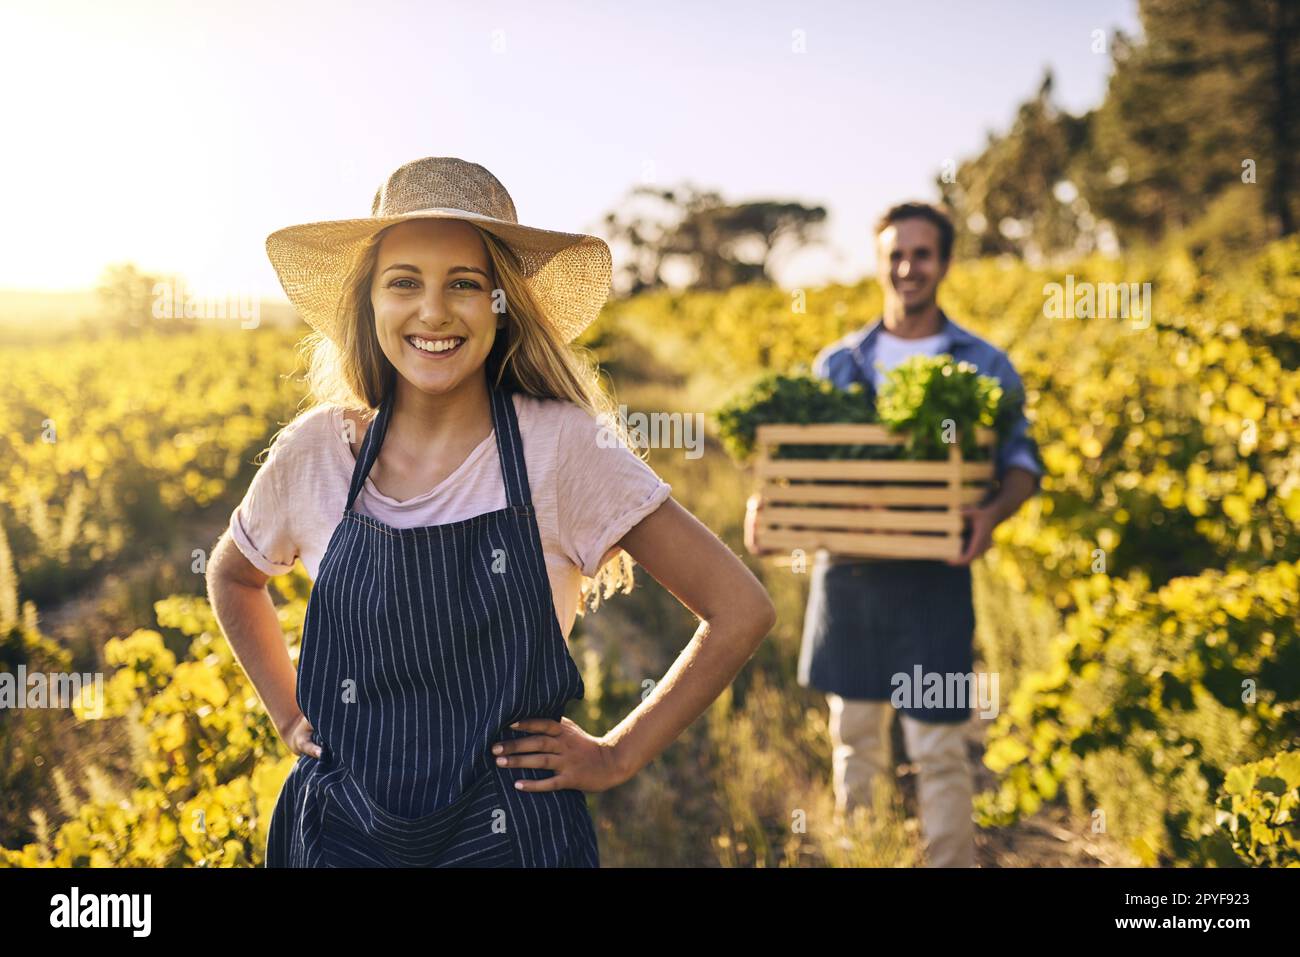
[405,333,467,359]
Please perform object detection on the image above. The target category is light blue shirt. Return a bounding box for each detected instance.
[812,311,1044,488]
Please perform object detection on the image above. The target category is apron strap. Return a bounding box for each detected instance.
[489,382,531,509]
[344,381,533,513]
[345,389,394,512]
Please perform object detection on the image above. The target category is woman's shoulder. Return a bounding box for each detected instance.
[515,393,651,481]
[512,391,606,435]
[513,393,627,469]
[334,403,376,456]
[509,391,562,436]
[263,402,353,462]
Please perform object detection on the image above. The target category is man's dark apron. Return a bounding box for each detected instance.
[797,553,975,724]
[266,381,600,867]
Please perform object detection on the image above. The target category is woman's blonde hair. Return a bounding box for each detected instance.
[282,221,644,614]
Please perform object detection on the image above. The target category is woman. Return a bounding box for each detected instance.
[206,156,776,867]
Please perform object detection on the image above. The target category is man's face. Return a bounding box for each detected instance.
[876,218,949,314]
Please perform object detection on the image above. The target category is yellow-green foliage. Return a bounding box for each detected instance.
[0,581,309,867]
[5,237,1299,867]
[594,238,1300,865]
[1213,750,1300,867]
[975,562,1299,864]
[0,326,304,601]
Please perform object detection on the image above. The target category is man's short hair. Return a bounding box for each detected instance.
[874,202,956,262]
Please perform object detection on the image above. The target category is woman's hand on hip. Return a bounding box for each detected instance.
[492,717,626,793]
[281,712,323,760]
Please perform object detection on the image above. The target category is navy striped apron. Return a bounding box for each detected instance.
[265,382,600,867]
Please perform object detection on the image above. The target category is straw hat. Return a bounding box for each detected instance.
[265,156,612,345]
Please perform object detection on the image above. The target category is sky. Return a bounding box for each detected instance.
[0,0,1140,302]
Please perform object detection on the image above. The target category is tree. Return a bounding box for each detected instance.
[1088,0,1298,242]
[92,262,167,335]
[939,0,1300,263]
[602,184,826,295]
[938,70,1095,264]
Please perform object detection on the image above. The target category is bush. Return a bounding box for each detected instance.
[1210,750,1300,867]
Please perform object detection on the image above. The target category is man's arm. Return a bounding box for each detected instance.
[986,466,1038,523]
[949,351,1043,566]
[989,352,1044,492]
[813,341,869,393]
[949,466,1039,567]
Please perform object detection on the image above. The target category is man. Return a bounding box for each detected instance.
[745,202,1043,867]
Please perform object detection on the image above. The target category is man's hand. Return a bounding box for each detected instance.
[947,503,997,566]
[744,492,777,557]
[947,467,1039,566]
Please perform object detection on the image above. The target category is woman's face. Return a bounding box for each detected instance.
[371,218,502,397]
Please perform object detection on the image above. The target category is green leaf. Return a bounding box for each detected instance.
[1224,765,1257,797]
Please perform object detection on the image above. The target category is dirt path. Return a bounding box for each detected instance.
[35,507,234,664]
[963,717,1137,866]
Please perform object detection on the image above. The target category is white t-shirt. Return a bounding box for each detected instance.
[228,392,672,639]
[871,328,949,389]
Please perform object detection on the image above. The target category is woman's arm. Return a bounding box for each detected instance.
[598,496,777,783]
[206,530,319,757]
[494,495,776,791]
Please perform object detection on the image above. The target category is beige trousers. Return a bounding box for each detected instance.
[826,692,975,867]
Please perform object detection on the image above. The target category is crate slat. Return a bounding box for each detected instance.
[757,423,907,444]
[758,459,993,482]
[761,505,963,533]
[761,482,987,507]
[756,423,997,447]
[760,528,961,561]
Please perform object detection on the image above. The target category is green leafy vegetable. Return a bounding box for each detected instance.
[876,354,1011,460]
[713,370,878,462]
[713,355,1016,463]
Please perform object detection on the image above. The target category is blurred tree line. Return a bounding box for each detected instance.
[89,263,293,336]
[601,183,826,297]
[938,0,1298,266]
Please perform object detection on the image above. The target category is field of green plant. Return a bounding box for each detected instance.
[2,237,1297,866]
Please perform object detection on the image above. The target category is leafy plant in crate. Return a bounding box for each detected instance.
[875,355,1014,461]
[714,356,1019,561]
[714,356,1017,464]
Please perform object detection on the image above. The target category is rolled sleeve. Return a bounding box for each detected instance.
[578,482,671,577]
[229,505,297,577]
[228,440,298,576]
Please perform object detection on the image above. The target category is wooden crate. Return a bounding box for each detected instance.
[753,423,997,561]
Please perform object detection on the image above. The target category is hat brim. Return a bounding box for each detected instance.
[265,207,612,345]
